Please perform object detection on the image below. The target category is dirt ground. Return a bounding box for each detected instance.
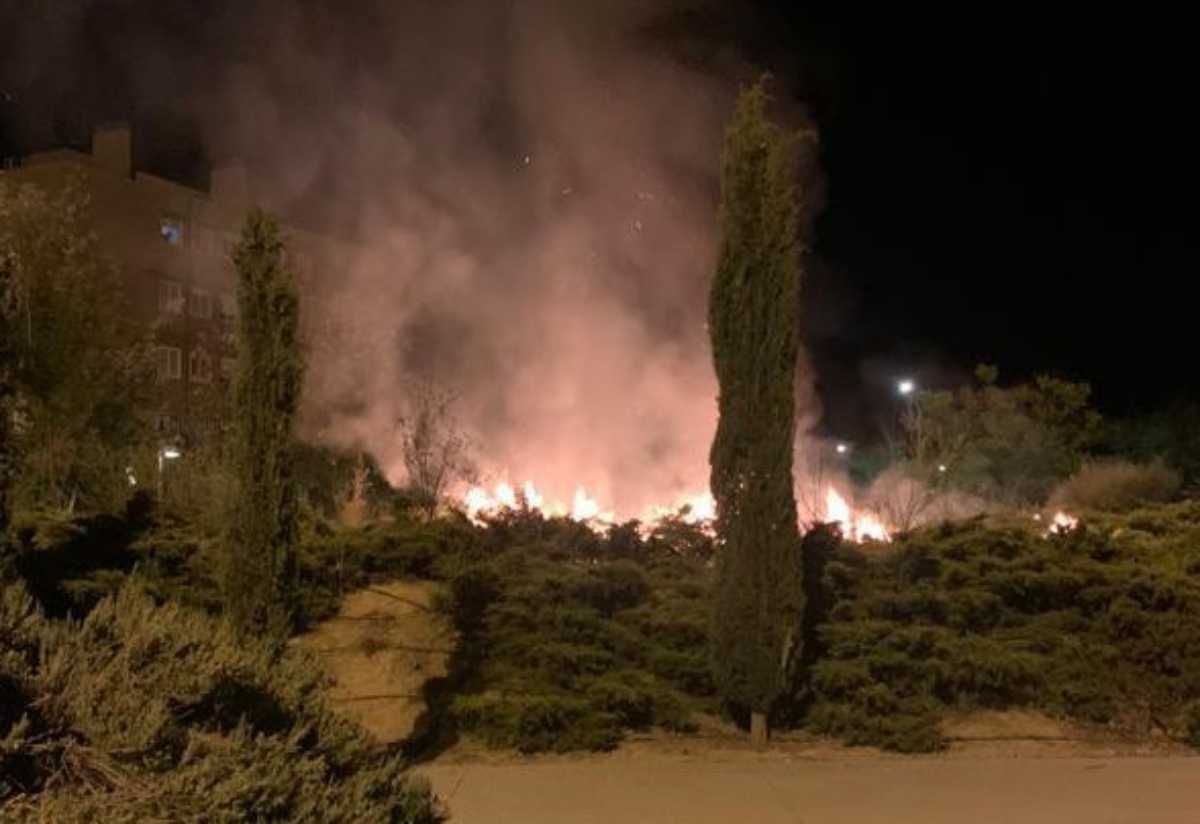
[297,580,453,743]
[419,720,1200,824]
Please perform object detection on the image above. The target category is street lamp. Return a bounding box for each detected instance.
[897,378,916,397]
[157,446,182,498]
[835,443,849,455]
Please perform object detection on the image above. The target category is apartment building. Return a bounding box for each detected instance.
[1,123,347,442]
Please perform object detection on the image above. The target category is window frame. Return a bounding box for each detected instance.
[159,279,184,315]
[188,288,213,319]
[157,346,182,381]
[189,346,213,384]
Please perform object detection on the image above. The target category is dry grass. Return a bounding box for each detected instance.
[1051,460,1181,512]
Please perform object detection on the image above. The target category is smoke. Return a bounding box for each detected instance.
[14,0,824,518]
[197,0,828,518]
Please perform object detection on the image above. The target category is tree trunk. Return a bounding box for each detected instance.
[750,711,769,748]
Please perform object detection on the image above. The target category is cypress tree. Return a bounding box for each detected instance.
[708,80,808,746]
[0,240,15,572]
[224,210,304,637]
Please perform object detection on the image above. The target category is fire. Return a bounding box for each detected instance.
[462,479,890,543]
[463,480,617,525]
[462,479,712,531]
[1045,510,1079,535]
[571,486,614,523]
[821,486,891,542]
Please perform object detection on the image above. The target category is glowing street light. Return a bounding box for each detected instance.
[897,379,916,396]
[836,443,849,455]
[938,464,947,473]
[157,445,182,497]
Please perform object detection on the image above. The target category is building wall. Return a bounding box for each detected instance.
[0,124,350,443]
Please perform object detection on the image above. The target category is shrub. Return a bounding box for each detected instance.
[569,561,650,615]
[1185,702,1200,749]
[432,517,712,753]
[804,514,1200,752]
[0,581,441,822]
[453,692,621,753]
[1051,460,1181,513]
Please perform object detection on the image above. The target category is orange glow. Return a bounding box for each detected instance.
[463,479,890,542]
[821,486,891,542]
[1046,511,1079,535]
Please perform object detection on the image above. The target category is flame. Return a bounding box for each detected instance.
[522,481,543,509]
[462,479,891,543]
[462,479,709,531]
[642,491,716,526]
[571,486,614,524]
[1045,510,1079,535]
[463,479,617,526]
[822,486,891,542]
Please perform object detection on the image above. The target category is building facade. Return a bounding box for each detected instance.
[1,123,347,444]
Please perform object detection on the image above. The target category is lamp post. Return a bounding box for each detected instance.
[157,446,181,499]
[896,377,925,461]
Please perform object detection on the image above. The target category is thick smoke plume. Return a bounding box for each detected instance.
[202,1,824,517]
[7,0,823,518]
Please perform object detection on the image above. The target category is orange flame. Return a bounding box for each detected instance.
[1045,510,1079,535]
[821,486,891,542]
[463,480,890,543]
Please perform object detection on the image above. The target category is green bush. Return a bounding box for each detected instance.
[0,582,441,822]
[453,692,621,753]
[431,514,712,753]
[1185,702,1200,749]
[569,561,650,616]
[805,510,1200,751]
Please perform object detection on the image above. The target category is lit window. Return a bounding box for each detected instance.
[189,347,213,384]
[158,279,184,315]
[161,217,184,245]
[156,346,182,381]
[188,288,213,319]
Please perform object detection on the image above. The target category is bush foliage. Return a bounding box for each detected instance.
[806,502,1200,751]
[16,488,1200,759]
[0,581,440,822]
[439,509,714,752]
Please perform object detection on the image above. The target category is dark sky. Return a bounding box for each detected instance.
[2,2,1196,433]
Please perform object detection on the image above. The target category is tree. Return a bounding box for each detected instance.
[395,377,476,520]
[0,179,151,515]
[223,210,304,637]
[0,215,16,572]
[708,80,811,746]
[906,365,1101,505]
[1098,400,1200,487]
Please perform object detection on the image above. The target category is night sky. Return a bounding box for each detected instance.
[2,3,1195,434]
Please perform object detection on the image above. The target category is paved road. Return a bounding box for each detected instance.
[422,754,1200,824]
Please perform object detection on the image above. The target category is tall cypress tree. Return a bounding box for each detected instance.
[0,239,15,573]
[708,80,808,746]
[224,209,304,637]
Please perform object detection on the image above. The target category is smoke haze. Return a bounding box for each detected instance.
[5,0,823,518]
